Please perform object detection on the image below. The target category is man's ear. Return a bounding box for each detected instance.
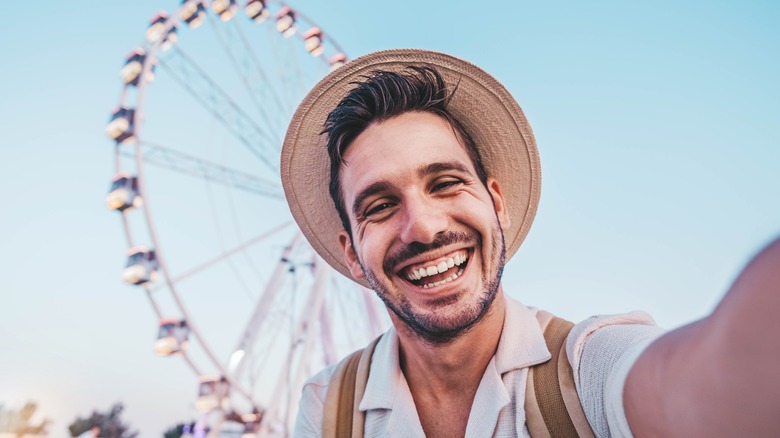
[339,230,365,279]
[487,177,510,232]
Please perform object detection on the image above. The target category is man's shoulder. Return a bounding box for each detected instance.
[295,330,393,437]
[303,361,339,393]
[295,361,340,437]
[565,311,664,438]
[566,310,659,364]
[299,333,390,406]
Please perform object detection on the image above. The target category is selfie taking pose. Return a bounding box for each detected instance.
[281,49,780,438]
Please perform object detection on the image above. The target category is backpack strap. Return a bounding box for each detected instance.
[323,336,381,438]
[524,311,595,438]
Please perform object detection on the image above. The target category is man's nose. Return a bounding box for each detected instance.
[399,199,449,245]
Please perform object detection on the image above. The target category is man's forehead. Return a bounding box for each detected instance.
[341,112,476,176]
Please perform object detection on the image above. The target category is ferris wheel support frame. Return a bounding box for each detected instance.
[228,232,302,381]
[257,255,330,433]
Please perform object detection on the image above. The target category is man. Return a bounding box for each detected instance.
[281,49,780,437]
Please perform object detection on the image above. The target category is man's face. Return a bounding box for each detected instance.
[337,111,511,343]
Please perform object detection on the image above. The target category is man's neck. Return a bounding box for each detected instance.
[392,289,506,437]
[394,289,506,416]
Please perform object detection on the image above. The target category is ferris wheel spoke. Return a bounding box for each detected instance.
[201,174,266,305]
[180,350,204,377]
[263,25,298,116]
[204,14,286,140]
[157,47,279,172]
[222,182,268,287]
[283,35,307,99]
[230,18,292,123]
[150,221,294,293]
[227,17,292,129]
[120,140,283,198]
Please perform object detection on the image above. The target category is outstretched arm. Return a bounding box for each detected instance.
[624,236,780,437]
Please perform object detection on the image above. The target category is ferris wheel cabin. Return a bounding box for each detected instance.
[303,27,324,57]
[212,0,238,22]
[120,48,155,87]
[122,246,159,286]
[106,172,143,212]
[105,107,136,144]
[239,412,262,437]
[329,52,348,71]
[196,375,230,413]
[179,0,206,28]
[146,11,178,51]
[245,0,269,23]
[154,318,190,356]
[275,7,296,38]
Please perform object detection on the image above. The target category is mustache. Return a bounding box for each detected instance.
[384,231,477,273]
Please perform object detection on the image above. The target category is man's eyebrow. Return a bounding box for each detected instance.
[418,161,471,178]
[352,181,392,218]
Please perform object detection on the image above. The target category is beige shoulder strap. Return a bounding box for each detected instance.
[524,311,595,438]
[323,336,381,438]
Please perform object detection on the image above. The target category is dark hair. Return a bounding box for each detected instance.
[323,66,489,237]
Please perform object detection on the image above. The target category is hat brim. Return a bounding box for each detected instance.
[281,49,541,287]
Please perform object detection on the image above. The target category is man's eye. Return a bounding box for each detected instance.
[433,179,462,191]
[366,202,393,217]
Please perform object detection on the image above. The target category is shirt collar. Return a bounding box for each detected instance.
[359,295,551,412]
[495,296,552,373]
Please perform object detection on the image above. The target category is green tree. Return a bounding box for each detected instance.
[0,401,51,438]
[163,422,197,438]
[68,402,138,438]
[162,423,184,438]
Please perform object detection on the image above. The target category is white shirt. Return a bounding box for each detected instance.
[294,296,662,437]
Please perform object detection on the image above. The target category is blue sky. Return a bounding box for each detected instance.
[1,0,778,435]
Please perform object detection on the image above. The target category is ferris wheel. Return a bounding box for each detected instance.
[104,1,387,436]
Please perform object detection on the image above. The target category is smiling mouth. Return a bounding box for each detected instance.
[400,250,470,289]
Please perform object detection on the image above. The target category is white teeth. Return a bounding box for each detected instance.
[405,252,468,283]
[420,268,464,289]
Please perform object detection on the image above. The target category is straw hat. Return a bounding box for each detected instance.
[281,49,541,287]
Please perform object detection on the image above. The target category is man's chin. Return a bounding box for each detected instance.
[364,259,502,344]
